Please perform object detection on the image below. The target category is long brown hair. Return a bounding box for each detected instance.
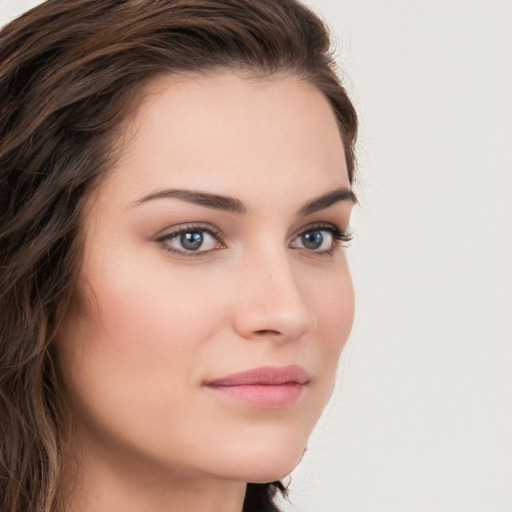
[0,1,358,510]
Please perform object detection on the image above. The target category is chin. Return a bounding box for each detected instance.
[245,458,303,484]
[209,427,309,483]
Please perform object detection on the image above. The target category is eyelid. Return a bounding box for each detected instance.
[156,222,226,256]
[154,220,353,259]
[155,222,223,240]
[291,221,352,242]
[290,221,353,254]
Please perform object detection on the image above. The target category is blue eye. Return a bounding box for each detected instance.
[158,226,223,254]
[180,231,205,251]
[158,223,351,257]
[290,225,352,254]
[301,231,328,250]
[291,229,334,252]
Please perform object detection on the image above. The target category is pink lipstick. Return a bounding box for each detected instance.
[204,365,309,408]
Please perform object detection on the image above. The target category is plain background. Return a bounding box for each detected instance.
[1,1,511,511]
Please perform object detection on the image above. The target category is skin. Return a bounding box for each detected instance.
[55,72,355,512]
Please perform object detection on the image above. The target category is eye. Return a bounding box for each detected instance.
[291,229,333,252]
[290,224,352,254]
[157,225,225,255]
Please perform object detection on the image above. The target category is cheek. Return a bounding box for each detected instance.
[55,256,233,456]
[306,263,354,411]
[312,262,355,356]
[80,250,227,361]
[57,249,227,420]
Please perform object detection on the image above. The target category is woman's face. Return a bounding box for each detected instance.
[57,73,355,486]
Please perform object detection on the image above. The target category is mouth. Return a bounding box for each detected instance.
[203,365,309,408]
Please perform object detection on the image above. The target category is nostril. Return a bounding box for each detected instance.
[254,329,281,336]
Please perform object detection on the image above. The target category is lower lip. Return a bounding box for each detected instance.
[206,383,305,408]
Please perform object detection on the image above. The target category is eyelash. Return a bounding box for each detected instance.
[302,223,353,256]
[156,222,353,257]
[157,223,226,257]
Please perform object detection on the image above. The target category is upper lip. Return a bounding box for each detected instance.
[205,364,309,386]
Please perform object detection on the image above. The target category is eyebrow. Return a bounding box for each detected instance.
[298,188,357,216]
[132,187,357,215]
[132,188,248,214]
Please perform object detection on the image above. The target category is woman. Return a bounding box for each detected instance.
[0,1,358,511]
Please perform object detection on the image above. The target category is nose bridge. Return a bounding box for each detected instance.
[234,241,317,340]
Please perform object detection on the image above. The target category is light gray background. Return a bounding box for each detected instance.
[1,1,511,511]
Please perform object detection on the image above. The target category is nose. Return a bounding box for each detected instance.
[232,247,317,342]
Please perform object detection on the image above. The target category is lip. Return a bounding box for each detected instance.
[203,365,309,408]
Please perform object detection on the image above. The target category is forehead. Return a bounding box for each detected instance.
[101,72,349,206]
